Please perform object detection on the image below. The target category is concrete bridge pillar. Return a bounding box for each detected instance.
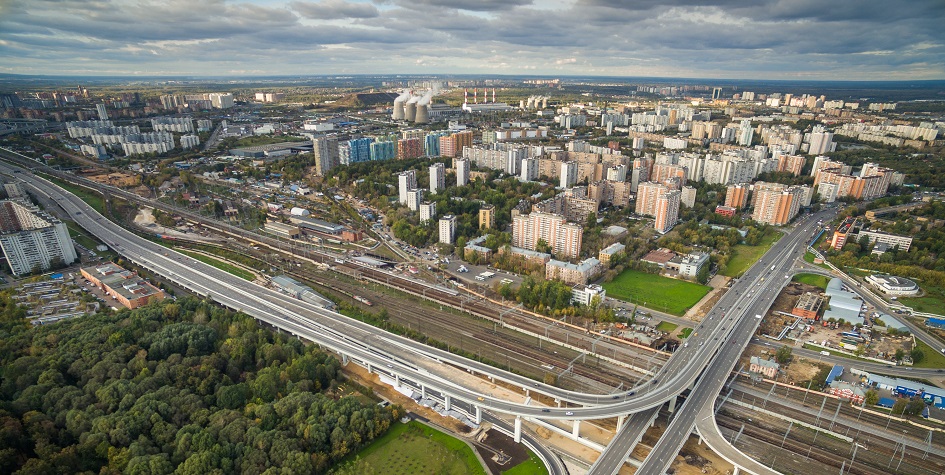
[733,467,740,475]
[394,374,400,387]
[514,416,522,443]
[341,354,348,365]
[444,395,451,411]
[571,420,581,440]
[421,385,426,398]
[475,406,482,424]
[617,415,626,430]
[366,363,372,374]
[668,396,677,413]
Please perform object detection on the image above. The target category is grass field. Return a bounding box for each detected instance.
[331,421,486,475]
[679,327,694,339]
[722,230,782,277]
[912,338,945,369]
[178,250,256,281]
[793,273,830,289]
[603,269,711,316]
[502,450,549,475]
[46,176,107,215]
[656,321,678,333]
[901,284,945,315]
[803,251,833,270]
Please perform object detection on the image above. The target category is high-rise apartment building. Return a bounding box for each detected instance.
[429,163,445,192]
[419,202,436,223]
[479,204,495,229]
[635,181,667,216]
[438,215,457,244]
[737,119,754,146]
[751,182,804,225]
[439,131,474,158]
[370,139,396,162]
[340,137,373,165]
[680,185,697,208]
[654,190,681,233]
[511,211,583,259]
[424,131,450,157]
[0,200,78,275]
[777,154,806,176]
[398,170,416,205]
[560,161,578,188]
[397,137,423,159]
[807,126,835,155]
[313,136,339,176]
[96,103,108,120]
[725,183,749,209]
[455,159,470,186]
[406,188,424,211]
[636,182,680,233]
[209,93,235,109]
[520,158,539,182]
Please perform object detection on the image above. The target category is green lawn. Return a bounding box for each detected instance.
[793,273,830,289]
[331,421,486,475]
[502,450,549,475]
[803,251,833,270]
[178,250,256,281]
[900,284,945,315]
[603,269,711,316]
[679,327,694,339]
[46,176,107,215]
[722,230,782,277]
[656,321,679,333]
[912,338,945,369]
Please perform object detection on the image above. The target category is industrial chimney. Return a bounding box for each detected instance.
[405,102,417,122]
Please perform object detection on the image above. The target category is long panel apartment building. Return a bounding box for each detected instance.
[0,200,78,275]
[512,211,583,259]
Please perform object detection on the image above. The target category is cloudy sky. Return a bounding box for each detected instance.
[1,0,943,80]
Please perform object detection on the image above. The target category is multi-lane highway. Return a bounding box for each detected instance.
[588,210,833,474]
[634,211,832,475]
[7,146,930,475]
[0,152,769,423]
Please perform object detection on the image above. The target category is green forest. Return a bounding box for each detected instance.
[0,294,398,474]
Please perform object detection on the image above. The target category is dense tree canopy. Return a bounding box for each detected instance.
[0,295,397,474]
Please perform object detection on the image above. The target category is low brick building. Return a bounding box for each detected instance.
[82,263,165,309]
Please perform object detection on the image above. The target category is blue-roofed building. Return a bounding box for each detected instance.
[927,317,945,330]
[877,397,896,408]
[825,364,844,386]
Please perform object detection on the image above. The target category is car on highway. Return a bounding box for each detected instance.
[628,391,635,396]
[565,411,574,416]
[542,409,550,412]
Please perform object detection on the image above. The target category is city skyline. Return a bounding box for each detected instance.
[1,0,943,80]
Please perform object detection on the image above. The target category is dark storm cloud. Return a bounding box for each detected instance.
[0,0,941,79]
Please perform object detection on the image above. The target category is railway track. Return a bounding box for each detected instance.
[298,269,638,390]
[716,409,944,475]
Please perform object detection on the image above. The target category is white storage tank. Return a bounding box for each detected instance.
[290,207,310,217]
